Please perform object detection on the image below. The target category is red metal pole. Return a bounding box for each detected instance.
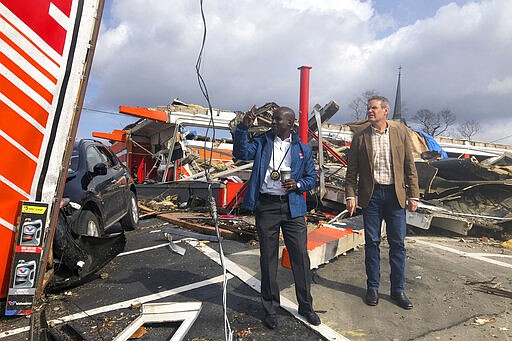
[298,66,312,144]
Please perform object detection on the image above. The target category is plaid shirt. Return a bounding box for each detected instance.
[371,125,394,185]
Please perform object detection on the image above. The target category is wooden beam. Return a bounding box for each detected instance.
[158,213,239,239]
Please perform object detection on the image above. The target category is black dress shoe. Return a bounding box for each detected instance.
[263,315,277,329]
[365,288,379,306]
[391,292,413,309]
[298,310,321,326]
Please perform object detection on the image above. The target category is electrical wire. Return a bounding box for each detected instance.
[82,107,126,116]
[195,1,233,340]
[489,133,512,144]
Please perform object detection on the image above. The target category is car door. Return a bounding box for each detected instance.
[85,145,120,227]
[95,144,129,222]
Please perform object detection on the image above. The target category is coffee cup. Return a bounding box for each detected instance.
[280,167,291,181]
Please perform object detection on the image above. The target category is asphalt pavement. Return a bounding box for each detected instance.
[0,217,511,340]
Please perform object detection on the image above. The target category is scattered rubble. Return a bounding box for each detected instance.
[472,316,497,326]
[465,277,512,299]
[140,195,179,212]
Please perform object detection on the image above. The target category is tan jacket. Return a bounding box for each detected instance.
[345,120,420,208]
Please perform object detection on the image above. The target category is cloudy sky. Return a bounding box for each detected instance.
[79,0,512,144]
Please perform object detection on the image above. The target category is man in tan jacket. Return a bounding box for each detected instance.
[345,96,419,309]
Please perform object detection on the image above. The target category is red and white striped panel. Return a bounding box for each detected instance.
[0,0,103,297]
[0,1,69,232]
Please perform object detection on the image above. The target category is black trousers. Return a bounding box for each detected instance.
[255,194,313,316]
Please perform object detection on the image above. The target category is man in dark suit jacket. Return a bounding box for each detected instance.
[345,95,419,309]
[232,106,320,329]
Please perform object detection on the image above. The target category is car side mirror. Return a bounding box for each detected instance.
[92,162,107,176]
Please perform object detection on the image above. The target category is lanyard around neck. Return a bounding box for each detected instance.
[272,142,291,172]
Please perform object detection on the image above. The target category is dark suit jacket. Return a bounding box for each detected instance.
[345,120,420,208]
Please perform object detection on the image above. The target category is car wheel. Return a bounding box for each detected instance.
[76,210,102,237]
[121,192,139,230]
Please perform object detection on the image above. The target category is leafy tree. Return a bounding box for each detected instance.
[457,120,480,140]
[349,89,379,120]
[411,108,456,137]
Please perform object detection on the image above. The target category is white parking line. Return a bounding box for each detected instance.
[409,237,512,269]
[469,253,512,258]
[0,274,231,339]
[191,241,351,341]
[117,242,169,256]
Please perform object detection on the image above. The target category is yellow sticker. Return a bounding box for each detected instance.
[21,205,47,215]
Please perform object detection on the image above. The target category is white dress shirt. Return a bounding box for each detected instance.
[261,134,292,195]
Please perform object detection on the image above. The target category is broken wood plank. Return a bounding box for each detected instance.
[465,277,497,285]
[158,213,239,239]
[138,203,156,213]
[475,284,512,299]
[139,212,158,219]
[179,216,258,238]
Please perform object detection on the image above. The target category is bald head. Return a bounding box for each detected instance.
[272,106,295,139]
[275,106,295,121]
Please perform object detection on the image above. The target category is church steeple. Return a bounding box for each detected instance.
[392,66,404,123]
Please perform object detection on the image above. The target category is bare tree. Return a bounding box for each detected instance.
[411,108,456,136]
[457,120,480,140]
[411,109,436,135]
[437,109,457,135]
[349,89,379,120]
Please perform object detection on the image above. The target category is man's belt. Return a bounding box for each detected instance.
[259,192,288,202]
[374,183,394,188]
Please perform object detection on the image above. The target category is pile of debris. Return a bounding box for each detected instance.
[97,99,512,240]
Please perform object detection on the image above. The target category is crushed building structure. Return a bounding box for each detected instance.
[93,100,512,242]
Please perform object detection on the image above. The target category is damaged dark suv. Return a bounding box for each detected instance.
[64,139,138,235]
[49,139,136,290]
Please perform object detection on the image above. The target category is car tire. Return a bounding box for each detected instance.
[76,210,102,237]
[121,192,139,230]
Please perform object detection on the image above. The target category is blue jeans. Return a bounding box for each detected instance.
[363,184,407,293]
